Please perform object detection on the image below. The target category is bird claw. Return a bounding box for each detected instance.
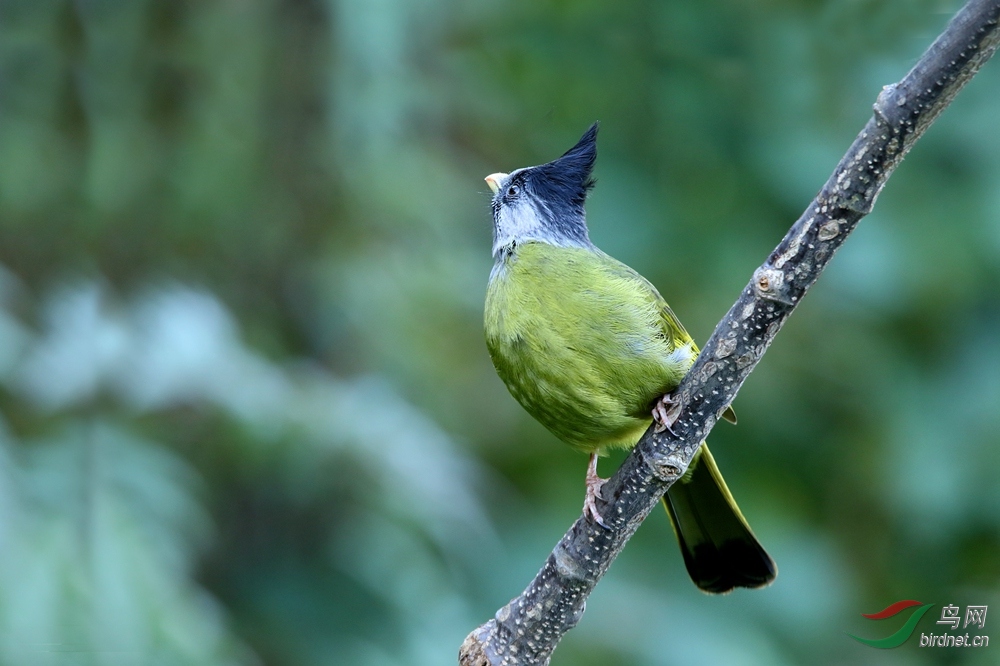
[584,479,609,529]
[584,453,610,529]
[652,393,681,435]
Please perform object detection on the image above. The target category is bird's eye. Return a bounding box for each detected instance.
[507,184,519,197]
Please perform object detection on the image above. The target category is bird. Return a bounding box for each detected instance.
[482,123,776,594]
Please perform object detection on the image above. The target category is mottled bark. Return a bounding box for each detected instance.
[460,1,1000,664]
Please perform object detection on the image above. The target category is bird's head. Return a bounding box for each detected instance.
[485,123,598,259]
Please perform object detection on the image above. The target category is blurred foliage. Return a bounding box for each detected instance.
[0,0,998,664]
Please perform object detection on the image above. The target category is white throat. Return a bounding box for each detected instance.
[492,196,591,260]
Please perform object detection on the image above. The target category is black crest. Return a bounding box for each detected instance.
[528,123,598,218]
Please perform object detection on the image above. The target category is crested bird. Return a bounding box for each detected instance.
[483,124,776,593]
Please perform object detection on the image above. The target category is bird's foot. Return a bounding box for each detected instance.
[583,452,609,529]
[652,392,682,435]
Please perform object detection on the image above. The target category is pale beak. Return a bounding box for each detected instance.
[485,172,508,194]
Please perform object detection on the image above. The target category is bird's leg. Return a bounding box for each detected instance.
[652,392,682,435]
[583,452,609,529]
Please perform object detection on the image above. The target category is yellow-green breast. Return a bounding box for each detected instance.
[485,241,696,453]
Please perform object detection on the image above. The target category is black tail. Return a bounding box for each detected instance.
[663,444,776,593]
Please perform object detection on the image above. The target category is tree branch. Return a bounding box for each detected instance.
[460,1,1000,664]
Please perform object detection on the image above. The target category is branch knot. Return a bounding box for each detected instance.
[752,266,794,305]
[643,449,689,484]
[553,541,588,582]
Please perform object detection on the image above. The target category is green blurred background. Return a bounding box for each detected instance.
[0,0,998,664]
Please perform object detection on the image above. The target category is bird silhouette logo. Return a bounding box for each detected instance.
[848,600,935,649]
